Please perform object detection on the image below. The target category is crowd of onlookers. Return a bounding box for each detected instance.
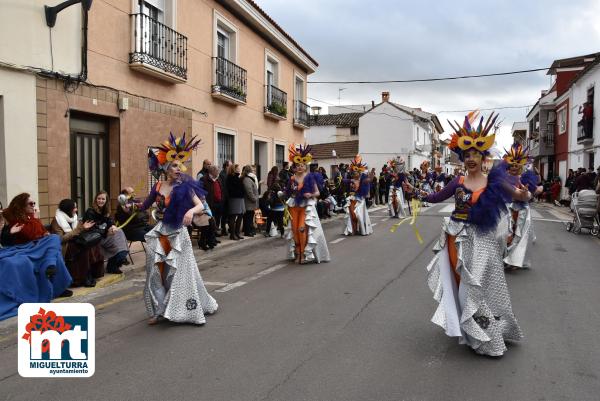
[537,166,600,206]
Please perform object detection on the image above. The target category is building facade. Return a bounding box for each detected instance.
[0,0,317,221]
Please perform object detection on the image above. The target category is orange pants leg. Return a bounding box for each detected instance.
[447,234,461,285]
[157,235,172,286]
[350,200,358,234]
[289,206,307,260]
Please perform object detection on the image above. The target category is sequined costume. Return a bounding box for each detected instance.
[343,173,373,236]
[285,173,330,263]
[388,173,408,218]
[504,170,539,269]
[423,167,522,356]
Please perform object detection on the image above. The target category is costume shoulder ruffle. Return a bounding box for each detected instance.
[468,162,512,233]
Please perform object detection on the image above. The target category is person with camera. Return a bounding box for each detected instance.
[51,199,104,287]
[115,187,154,243]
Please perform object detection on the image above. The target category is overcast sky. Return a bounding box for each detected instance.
[259,0,600,148]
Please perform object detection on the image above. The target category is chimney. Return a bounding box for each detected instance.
[382,91,390,103]
[371,100,375,109]
[541,90,548,97]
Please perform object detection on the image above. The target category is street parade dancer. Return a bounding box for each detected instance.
[343,154,373,236]
[388,158,408,218]
[142,133,218,325]
[503,142,541,270]
[434,166,446,192]
[284,144,330,264]
[418,160,434,206]
[405,111,531,356]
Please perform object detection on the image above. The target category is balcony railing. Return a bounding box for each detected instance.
[577,118,594,143]
[129,13,187,82]
[294,100,310,128]
[212,57,247,104]
[265,85,287,119]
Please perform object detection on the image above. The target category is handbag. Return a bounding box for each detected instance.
[73,229,103,248]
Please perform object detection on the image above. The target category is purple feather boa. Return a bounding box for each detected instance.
[356,173,370,199]
[520,169,540,193]
[162,174,208,229]
[468,162,512,233]
[288,172,325,204]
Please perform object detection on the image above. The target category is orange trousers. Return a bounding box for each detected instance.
[447,235,460,285]
[289,206,308,259]
[349,200,358,234]
[157,235,171,286]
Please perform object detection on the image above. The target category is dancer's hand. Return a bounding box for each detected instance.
[183,210,194,226]
[10,223,24,234]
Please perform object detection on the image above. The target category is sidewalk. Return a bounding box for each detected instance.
[532,199,574,221]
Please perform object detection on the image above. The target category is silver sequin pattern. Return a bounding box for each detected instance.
[504,203,534,268]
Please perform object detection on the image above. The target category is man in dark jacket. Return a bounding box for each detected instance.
[278,162,292,185]
[218,160,231,235]
[202,166,224,239]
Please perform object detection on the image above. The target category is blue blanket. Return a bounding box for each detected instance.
[0,234,72,321]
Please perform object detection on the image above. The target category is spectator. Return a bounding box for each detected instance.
[51,199,104,287]
[266,181,285,237]
[198,165,222,251]
[574,168,593,192]
[318,166,329,181]
[279,161,292,185]
[0,193,73,316]
[331,165,341,183]
[267,166,279,190]
[83,191,129,274]
[218,160,232,236]
[196,159,212,181]
[241,165,259,237]
[226,164,245,240]
[115,187,153,242]
[369,168,378,205]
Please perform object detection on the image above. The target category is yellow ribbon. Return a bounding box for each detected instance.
[115,210,138,229]
[283,205,291,227]
[390,198,424,244]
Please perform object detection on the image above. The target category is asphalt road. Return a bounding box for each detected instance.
[1,203,599,401]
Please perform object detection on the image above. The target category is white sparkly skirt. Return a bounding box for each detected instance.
[285,198,330,263]
[144,222,218,324]
[388,186,407,217]
[426,217,523,356]
[504,203,534,269]
[343,195,373,236]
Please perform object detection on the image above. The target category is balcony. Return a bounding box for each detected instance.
[537,129,555,157]
[264,85,287,120]
[294,100,310,129]
[212,57,247,105]
[129,13,187,83]
[577,118,594,144]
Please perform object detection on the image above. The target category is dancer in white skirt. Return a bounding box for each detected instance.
[388,158,408,218]
[343,155,373,236]
[142,134,218,325]
[406,111,531,356]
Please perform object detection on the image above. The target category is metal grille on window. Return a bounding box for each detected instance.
[217,133,234,167]
[276,144,285,168]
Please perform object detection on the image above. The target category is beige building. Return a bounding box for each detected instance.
[0,0,317,221]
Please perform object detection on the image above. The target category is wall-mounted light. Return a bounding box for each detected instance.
[45,0,93,28]
[311,106,322,122]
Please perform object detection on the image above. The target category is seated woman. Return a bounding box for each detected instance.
[0,193,72,320]
[51,199,104,287]
[83,191,129,274]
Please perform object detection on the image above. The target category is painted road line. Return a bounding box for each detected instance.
[329,238,346,244]
[215,264,287,293]
[530,209,543,219]
[96,291,143,310]
[532,218,570,223]
[382,217,391,222]
[204,281,230,287]
[439,204,455,214]
[547,208,571,221]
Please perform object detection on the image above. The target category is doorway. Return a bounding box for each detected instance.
[70,115,109,211]
[253,140,268,193]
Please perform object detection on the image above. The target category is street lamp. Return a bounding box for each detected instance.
[45,0,93,27]
[311,106,322,122]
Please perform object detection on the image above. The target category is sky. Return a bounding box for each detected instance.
[258,0,600,149]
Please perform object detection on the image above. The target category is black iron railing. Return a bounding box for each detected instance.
[129,13,188,80]
[577,118,594,142]
[265,85,287,117]
[212,57,247,102]
[294,99,310,126]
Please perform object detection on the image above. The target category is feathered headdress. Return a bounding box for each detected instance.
[447,110,498,161]
[289,143,313,165]
[349,154,367,174]
[420,160,430,170]
[503,141,531,167]
[148,132,201,179]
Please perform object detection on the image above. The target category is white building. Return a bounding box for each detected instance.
[358,92,443,171]
[306,112,361,145]
[0,0,84,206]
[568,60,600,172]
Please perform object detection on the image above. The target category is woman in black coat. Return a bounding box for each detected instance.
[226,164,245,240]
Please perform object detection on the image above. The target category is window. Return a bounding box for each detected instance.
[295,76,304,101]
[217,132,235,167]
[275,144,285,168]
[350,127,358,136]
[557,106,567,134]
[214,12,238,63]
